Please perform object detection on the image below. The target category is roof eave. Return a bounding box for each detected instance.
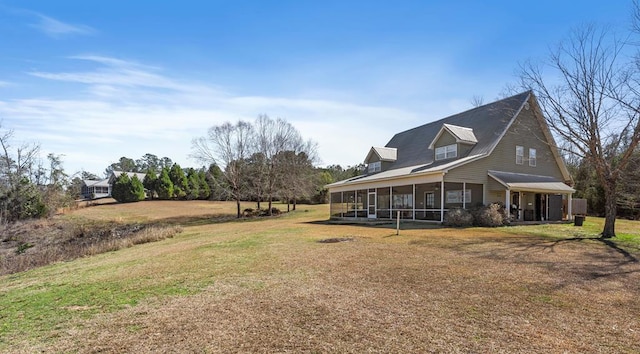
[326,170,446,190]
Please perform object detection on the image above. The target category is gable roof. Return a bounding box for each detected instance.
[326,91,548,189]
[364,146,398,163]
[428,124,478,149]
[110,171,147,181]
[384,91,530,170]
[327,91,575,191]
[83,179,110,187]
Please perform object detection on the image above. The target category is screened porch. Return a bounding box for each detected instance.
[329,182,484,222]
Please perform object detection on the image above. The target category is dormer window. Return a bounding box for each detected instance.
[435,144,457,161]
[368,161,381,173]
[364,147,396,173]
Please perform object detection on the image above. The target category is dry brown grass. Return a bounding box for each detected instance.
[2,202,640,353]
[0,217,182,275]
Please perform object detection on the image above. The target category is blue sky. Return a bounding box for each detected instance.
[0,1,633,176]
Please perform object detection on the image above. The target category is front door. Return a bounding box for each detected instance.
[368,191,376,218]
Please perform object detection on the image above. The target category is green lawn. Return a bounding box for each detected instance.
[501,216,640,249]
[1,202,639,352]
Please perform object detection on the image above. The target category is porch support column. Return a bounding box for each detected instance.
[462,182,467,209]
[505,189,511,219]
[545,194,549,221]
[389,186,393,220]
[568,193,573,221]
[412,184,416,220]
[518,191,523,221]
[440,179,445,222]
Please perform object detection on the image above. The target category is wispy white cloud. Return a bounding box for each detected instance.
[3,55,420,174]
[0,81,11,87]
[29,55,220,95]
[29,13,95,38]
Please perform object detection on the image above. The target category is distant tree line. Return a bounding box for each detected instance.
[97,154,223,203]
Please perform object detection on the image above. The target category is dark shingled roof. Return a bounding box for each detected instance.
[384,91,531,170]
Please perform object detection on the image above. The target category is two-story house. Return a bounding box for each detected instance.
[326,91,575,222]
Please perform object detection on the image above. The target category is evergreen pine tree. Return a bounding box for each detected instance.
[156,167,174,200]
[112,173,145,202]
[169,163,188,199]
[197,169,211,200]
[143,170,158,199]
[129,175,146,201]
[185,168,200,200]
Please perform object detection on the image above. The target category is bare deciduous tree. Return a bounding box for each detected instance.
[470,95,484,107]
[253,114,311,215]
[0,125,46,223]
[192,121,253,218]
[519,24,640,238]
[193,115,318,217]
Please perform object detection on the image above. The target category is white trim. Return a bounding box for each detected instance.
[328,172,445,193]
[368,161,381,173]
[367,191,377,218]
[412,184,416,220]
[463,182,466,209]
[388,187,392,219]
[505,189,510,217]
[428,124,477,149]
[528,148,537,167]
[516,145,524,165]
[435,144,457,161]
[364,146,397,164]
[440,179,445,222]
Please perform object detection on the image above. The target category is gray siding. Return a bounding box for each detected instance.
[445,97,565,188]
[366,155,394,172]
[458,143,475,157]
[433,131,457,148]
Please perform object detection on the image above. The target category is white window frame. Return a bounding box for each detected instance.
[529,148,537,167]
[368,161,381,173]
[435,144,457,161]
[446,189,471,204]
[516,145,524,165]
[392,193,413,209]
[425,192,435,208]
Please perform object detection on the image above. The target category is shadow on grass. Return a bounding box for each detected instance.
[555,237,639,263]
[149,213,287,228]
[305,220,442,230]
[439,233,640,290]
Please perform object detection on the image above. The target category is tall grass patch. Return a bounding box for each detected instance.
[1,219,182,275]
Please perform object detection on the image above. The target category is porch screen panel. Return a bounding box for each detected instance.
[392,185,414,219]
[415,183,441,221]
[468,183,483,208]
[330,192,343,217]
[444,182,464,209]
[377,188,390,219]
[344,191,356,217]
[356,189,368,218]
